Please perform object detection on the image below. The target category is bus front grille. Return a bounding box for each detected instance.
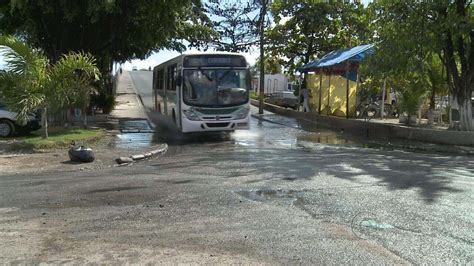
[202,116,232,120]
[206,122,230,128]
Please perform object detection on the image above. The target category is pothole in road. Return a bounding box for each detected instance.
[88,186,147,193]
[234,189,302,202]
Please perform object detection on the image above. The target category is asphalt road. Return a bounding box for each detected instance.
[0,71,472,264]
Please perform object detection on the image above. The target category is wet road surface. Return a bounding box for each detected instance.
[130,70,474,263]
[0,71,472,263]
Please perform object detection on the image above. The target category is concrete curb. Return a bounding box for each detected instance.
[115,143,168,165]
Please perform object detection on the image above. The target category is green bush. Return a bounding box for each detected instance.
[397,89,426,125]
[91,93,116,114]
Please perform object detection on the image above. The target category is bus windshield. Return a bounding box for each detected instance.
[183,69,249,107]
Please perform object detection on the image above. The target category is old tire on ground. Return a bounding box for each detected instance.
[68,146,95,163]
[0,119,15,138]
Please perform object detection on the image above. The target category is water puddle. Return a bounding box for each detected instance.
[351,212,396,239]
[111,119,157,149]
[113,133,155,149]
[360,219,395,230]
[231,115,353,149]
[297,132,353,145]
[118,119,154,133]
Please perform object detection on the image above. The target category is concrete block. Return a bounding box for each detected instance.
[116,157,133,164]
[131,154,145,161]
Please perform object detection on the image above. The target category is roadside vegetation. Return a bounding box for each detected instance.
[0,0,472,131]
[0,36,100,139]
[5,128,105,151]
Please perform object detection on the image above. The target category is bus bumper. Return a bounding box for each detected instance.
[181,116,250,133]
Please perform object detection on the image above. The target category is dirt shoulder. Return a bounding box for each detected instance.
[0,131,163,176]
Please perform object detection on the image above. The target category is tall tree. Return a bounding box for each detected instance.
[367,0,473,130]
[203,0,257,52]
[252,56,283,75]
[268,0,368,75]
[0,0,212,77]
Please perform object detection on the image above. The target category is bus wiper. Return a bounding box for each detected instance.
[218,67,234,82]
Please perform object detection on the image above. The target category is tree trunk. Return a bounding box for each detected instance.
[457,97,473,131]
[427,86,436,126]
[83,110,87,129]
[83,103,88,129]
[42,107,48,139]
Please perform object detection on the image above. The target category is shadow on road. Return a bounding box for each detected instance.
[147,109,469,203]
[151,142,468,204]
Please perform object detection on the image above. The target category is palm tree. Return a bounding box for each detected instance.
[0,36,100,138]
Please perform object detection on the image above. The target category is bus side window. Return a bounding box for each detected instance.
[167,64,177,91]
[157,70,164,91]
[166,66,173,91]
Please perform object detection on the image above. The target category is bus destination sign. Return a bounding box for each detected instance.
[184,55,246,67]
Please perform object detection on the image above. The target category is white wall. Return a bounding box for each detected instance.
[253,74,290,94]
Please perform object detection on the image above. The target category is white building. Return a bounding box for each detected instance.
[252,74,293,95]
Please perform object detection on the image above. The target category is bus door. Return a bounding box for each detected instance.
[163,68,169,116]
[175,66,183,129]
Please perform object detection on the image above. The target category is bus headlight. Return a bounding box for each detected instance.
[183,108,200,121]
[235,107,249,119]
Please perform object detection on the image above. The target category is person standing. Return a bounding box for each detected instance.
[301,86,310,112]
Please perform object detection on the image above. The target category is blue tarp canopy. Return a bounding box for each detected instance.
[298,44,374,81]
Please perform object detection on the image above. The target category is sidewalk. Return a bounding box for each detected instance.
[110,72,148,120]
[362,117,449,130]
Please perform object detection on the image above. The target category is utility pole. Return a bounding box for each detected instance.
[258,0,268,115]
[381,77,386,119]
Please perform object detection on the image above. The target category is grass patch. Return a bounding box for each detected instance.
[10,128,105,151]
[250,91,258,100]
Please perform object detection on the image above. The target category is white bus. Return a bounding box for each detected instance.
[152,52,250,133]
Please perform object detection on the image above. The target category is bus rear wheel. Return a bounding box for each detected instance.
[172,110,177,125]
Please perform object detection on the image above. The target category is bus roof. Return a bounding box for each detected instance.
[153,52,247,70]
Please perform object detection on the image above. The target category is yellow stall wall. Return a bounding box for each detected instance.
[307,74,357,117]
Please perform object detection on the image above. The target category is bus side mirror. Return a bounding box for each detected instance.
[176,74,182,87]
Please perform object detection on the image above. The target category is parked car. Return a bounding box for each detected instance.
[0,102,41,137]
[132,66,138,71]
[265,91,298,109]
